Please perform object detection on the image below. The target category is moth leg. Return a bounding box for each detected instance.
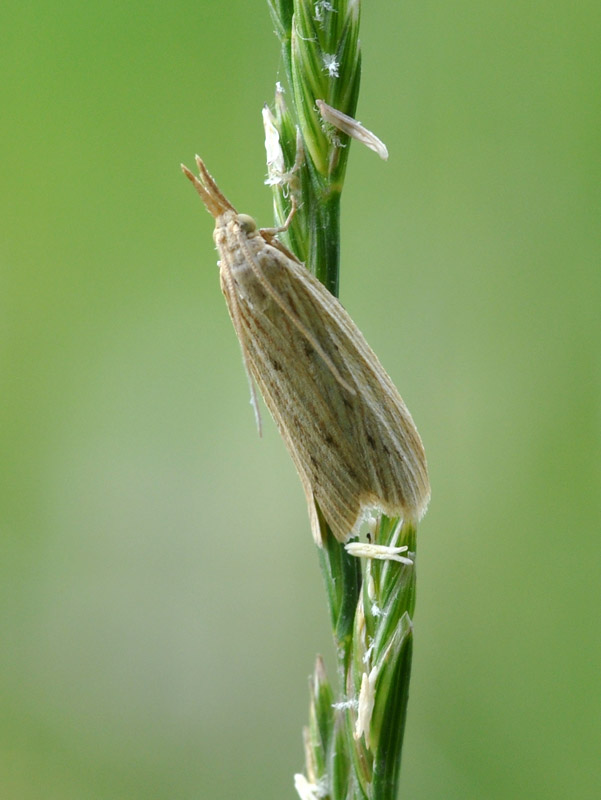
[260,195,298,238]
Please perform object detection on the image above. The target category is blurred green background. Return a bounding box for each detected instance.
[2,1,600,798]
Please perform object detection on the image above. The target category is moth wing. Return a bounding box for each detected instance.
[268,252,430,519]
[244,358,331,546]
[278,258,430,521]
[223,237,429,542]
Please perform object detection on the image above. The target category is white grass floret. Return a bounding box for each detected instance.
[322,53,340,77]
[262,105,286,186]
[332,697,359,711]
[345,542,414,565]
[355,666,378,747]
[316,99,389,160]
[294,773,326,800]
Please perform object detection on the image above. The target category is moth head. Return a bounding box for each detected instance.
[237,214,258,235]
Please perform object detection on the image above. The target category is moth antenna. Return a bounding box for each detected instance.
[237,234,357,396]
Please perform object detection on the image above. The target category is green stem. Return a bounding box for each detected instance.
[312,191,341,297]
[264,5,422,799]
[317,515,361,672]
[372,631,413,800]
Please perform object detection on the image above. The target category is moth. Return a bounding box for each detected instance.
[182,156,430,544]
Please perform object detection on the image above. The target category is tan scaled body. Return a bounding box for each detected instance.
[182,156,430,544]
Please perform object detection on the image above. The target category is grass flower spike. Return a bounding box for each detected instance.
[184,3,429,798]
[262,5,429,800]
